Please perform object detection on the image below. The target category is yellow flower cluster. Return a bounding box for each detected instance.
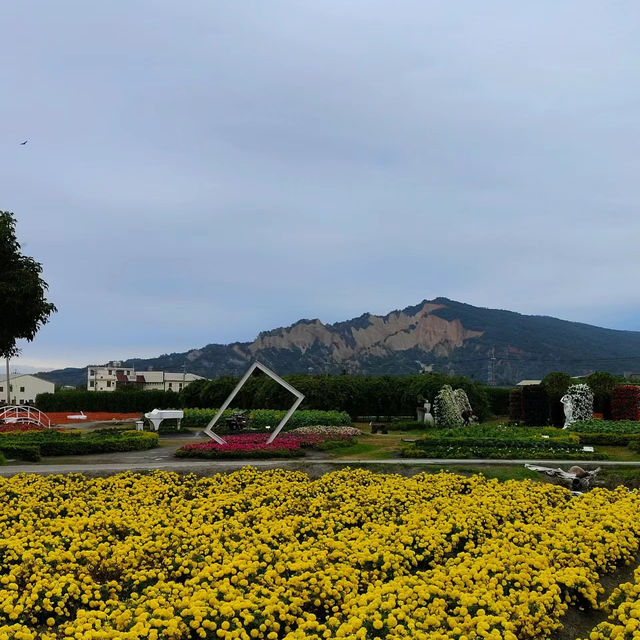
[580,564,640,640]
[1,469,640,640]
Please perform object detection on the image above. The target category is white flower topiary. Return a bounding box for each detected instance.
[434,385,464,428]
[566,383,594,421]
[453,388,472,415]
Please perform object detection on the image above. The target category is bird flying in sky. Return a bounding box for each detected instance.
[19,140,27,145]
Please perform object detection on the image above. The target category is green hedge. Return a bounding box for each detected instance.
[35,390,180,412]
[181,408,351,430]
[0,429,158,459]
[484,387,511,416]
[0,451,5,465]
[37,373,496,421]
[426,424,575,442]
[404,437,606,460]
[175,447,305,460]
[570,419,640,434]
[183,373,492,421]
[577,432,640,446]
[0,443,41,462]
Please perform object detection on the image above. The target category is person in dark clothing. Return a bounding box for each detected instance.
[461,409,473,426]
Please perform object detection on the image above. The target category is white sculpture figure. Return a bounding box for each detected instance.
[423,399,434,426]
[560,394,573,429]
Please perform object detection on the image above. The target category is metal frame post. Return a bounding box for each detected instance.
[203,361,305,445]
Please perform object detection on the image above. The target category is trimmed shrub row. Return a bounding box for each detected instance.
[182,373,493,420]
[181,408,351,430]
[176,446,305,460]
[0,429,158,461]
[36,390,180,412]
[38,374,505,420]
[402,441,607,460]
[570,419,640,434]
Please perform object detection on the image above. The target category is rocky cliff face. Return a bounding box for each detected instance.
[40,297,640,386]
[248,302,484,362]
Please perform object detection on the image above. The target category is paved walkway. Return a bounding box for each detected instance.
[1,457,640,477]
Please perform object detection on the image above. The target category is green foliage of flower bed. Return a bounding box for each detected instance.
[402,439,607,460]
[176,446,305,460]
[577,432,640,446]
[0,429,158,460]
[570,419,640,434]
[428,424,576,441]
[0,451,5,465]
[402,424,606,459]
[181,408,351,430]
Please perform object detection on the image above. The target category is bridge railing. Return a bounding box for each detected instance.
[0,405,51,429]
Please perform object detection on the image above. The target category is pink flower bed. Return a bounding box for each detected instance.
[181,433,322,453]
[176,432,353,459]
[0,423,49,433]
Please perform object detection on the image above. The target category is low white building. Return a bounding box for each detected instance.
[87,361,204,392]
[0,374,55,405]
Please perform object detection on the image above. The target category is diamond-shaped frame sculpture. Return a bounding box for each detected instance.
[203,361,305,445]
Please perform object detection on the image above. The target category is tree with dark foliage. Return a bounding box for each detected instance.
[0,211,56,358]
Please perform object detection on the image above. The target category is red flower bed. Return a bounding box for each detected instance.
[46,412,141,425]
[0,423,48,433]
[176,433,350,459]
[612,386,640,421]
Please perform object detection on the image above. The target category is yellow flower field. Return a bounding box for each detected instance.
[581,564,640,640]
[1,468,640,640]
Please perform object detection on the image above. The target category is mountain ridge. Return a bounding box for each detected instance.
[39,298,640,387]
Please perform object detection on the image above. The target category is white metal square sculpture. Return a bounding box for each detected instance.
[203,361,305,445]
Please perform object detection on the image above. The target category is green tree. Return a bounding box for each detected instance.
[0,211,56,357]
[586,371,619,418]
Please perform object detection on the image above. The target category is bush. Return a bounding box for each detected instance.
[36,390,180,413]
[570,419,640,434]
[566,383,594,422]
[183,373,492,421]
[0,430,158,457]
[453,388,472,415]
[586,372,619,419]
[577,433,640,446]
[521,385,549,426]
[0,443,41,462]
[508,388,523,424]
[612,386,640,421]
[404,435,606,460]
[181,408,351,430]
[485,387,511,416]
[434,385,463,428]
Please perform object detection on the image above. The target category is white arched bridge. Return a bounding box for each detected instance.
[0,405,51,429]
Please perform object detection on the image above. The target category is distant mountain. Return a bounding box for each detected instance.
[40,298,640,387]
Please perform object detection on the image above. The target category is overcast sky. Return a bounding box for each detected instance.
[3,1,640,371]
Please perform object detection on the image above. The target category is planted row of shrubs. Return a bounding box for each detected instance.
[0,429,158,462]
[181,408,351,429]
[37,373,500,420]
[403,435,607,460]
[35,390,181,412]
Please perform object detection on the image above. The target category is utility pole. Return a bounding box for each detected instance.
[5,357,10,405]
[488,348,497,386]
